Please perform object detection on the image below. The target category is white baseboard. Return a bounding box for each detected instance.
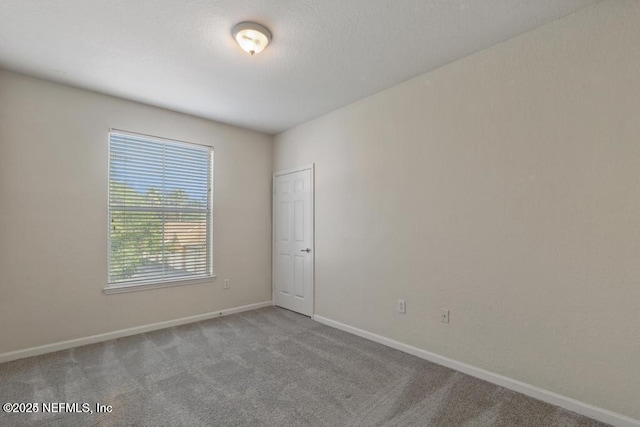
[313,314,639,427]
[0,301,272,364]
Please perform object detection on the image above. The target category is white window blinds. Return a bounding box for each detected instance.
[108,130,213,286]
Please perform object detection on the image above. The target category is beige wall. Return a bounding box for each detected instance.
[274,1,640,419]
[0,70,273,354]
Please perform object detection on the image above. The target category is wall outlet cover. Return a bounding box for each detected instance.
[398,299,406,314]
[441,309,450,323]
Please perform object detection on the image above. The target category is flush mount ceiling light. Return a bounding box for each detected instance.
[232,22,271,56]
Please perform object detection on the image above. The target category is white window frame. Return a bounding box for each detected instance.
[104,129,215,294]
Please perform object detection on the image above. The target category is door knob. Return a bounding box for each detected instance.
[301,248,311,253]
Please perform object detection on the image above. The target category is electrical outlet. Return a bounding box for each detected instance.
[397,299,406,314]
[223,279,230,289]
[441,309,450,323]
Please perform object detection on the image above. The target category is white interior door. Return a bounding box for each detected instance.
[273,166,314,316]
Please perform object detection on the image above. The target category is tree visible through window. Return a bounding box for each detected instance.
[108,130,213,286]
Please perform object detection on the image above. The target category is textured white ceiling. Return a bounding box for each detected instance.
[0,0,598,134]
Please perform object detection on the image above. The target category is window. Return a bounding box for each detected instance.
[107,130,213,290]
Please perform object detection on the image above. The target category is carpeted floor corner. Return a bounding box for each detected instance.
[0,307,608,426]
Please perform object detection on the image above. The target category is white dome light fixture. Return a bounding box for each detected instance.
[232,22,271,56]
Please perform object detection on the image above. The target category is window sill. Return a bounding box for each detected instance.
[103,275,217,295]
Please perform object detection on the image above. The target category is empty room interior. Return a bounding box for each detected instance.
[1,0,639,426]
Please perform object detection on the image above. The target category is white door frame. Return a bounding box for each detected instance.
[272,164,315,316]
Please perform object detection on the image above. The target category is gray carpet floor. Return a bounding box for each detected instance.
[0,307,607,426]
